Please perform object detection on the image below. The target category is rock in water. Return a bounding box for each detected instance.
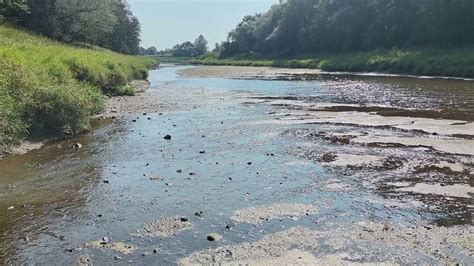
[70,143,83,149]
[207,233,222,242]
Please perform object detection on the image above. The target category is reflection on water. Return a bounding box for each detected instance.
[0,65,472,264]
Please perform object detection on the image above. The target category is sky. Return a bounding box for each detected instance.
[128,0,278,50]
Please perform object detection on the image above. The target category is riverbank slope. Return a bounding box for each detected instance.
[0,25,157,150]
[187,47,474,79]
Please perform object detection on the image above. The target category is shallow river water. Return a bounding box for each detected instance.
[0,65,473,264]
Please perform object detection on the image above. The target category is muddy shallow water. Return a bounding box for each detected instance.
[0,65,473,264]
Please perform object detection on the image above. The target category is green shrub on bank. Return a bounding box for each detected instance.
[0,25,156,147]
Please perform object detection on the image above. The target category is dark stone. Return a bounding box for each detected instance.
[102,236,110,244]
[164,135,172,140]
[320,153,337,163]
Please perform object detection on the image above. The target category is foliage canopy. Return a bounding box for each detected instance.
[219,0,474,57]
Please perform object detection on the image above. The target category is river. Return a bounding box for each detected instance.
[0,65,473,264]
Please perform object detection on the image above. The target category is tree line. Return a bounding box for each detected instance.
[219,0,474,57]
[152,35,208,57]
[0,0,141,55]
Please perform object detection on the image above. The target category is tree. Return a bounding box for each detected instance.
[107,1,141,55]
[0,0,28,22]
[20,0,141,54]
[212,43,221,53]
[219,0,474,57]
[144,46,158,55]
[194,35,208,56]
[172,41,196,57]
[169,35,209,57]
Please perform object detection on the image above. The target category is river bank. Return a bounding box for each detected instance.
[0,80,153,160]
[184,47,474,79]
[0,25,156,151]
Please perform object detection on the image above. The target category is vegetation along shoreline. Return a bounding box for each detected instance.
[177,46,474,79]
[0,25,157,155]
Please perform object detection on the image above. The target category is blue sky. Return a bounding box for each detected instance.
[128,0,278,50]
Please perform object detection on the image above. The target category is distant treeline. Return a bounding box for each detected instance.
[219,0,474,57]
[0,0,141,55]
[150,35,209,57]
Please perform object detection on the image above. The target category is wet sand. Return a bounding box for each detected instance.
[103,80,166,117]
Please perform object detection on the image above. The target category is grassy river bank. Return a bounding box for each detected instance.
[0,25,156,149]
[181,47,474,79]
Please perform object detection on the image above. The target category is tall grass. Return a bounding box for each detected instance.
[0,25,156,146]
[192,48,474,78]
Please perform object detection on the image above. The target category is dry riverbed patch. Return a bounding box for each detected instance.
[134,217,193,237]
[84,240,136,255]
[231,203,318,224]
[179,227,322,265]
[394,183,474,198]
[179,222,473,265]
[178,65,322,79]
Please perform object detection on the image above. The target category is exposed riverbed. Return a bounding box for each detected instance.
[0,65,473,264]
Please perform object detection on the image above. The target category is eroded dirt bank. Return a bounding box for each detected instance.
[0,65,472,265]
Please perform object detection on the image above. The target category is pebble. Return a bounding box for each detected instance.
[207,233,221,242]
[102,236,110,244]
[164,135,172,140]
[71,143,82,149]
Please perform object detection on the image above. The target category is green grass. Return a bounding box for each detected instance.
[0,24,157,147]
[191,48,474,78]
